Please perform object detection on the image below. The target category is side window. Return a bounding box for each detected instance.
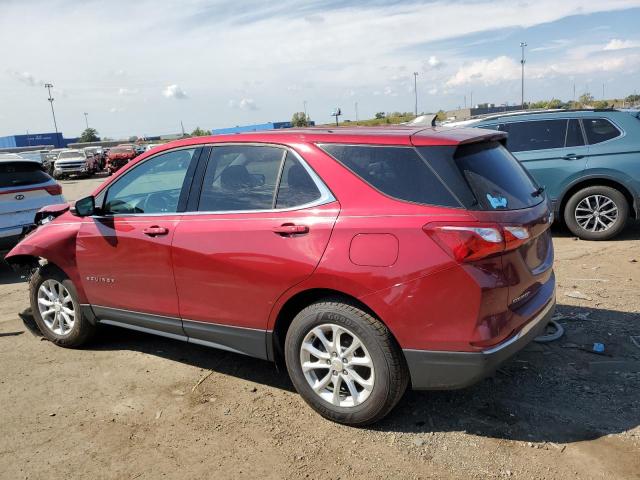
[565,119,585,147]
[503,120,567,152]
[198,145,285,211]
[583,118,621,144]
[275,153,322,209]
[319,144,459,207]
[104,148,196,214]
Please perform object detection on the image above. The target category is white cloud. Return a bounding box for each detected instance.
[8,70,42,87]
[425,56,444,69]
[162,84,187,99]
[109,106,124,113]
[603,38,639,50]
[446,56,522,86]
[230,98,258,110]
[428,87,438,95]
[383,86,398,97]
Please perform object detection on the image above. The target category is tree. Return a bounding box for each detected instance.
[291,112,310,127]
[435,110,447,121]
[625,94,640,104]
[190,127,210,136]
[578,93,594,105]
[592,100,610,109]
[374,112,386,119]
[79,128,99,143]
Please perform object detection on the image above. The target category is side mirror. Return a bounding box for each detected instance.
[71,195,96,217]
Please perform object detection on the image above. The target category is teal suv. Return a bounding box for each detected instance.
[454,109,640,240]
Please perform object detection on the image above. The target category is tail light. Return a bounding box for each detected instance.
[44,184,62,196]
[424,222,529,263]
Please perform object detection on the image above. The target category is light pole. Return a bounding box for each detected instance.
[413,72,419,116]
[44,83,60,147]
[84,112,89,129]
[355,101,359,122]
[520,42,527,108]
[303,100,307,118]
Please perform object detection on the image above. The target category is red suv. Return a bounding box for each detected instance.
[6,127,555,425]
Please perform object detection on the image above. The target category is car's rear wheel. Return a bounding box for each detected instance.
[285,300,408,426]
[564,186,628,240]
[29,265,96,347]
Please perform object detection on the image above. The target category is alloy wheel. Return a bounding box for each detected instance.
[37,279,75,336]
[574,194,619,233]
[299,323,375,408]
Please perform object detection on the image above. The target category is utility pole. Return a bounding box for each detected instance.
[303,100,307,118]
[84,112,89,129]
[520,42,527,108]
[44,83,60,147]
[355,101,359,122]
[464,95,467,109]
[180,120,185,137]
[413,72,419,116]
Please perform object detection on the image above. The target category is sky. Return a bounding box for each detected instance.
[1,0,640,139]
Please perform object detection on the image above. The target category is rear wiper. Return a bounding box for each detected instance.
[532,186,545,197]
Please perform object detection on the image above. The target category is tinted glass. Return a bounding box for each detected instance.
[502,119,567,152]
[319,145,458,207]
[104,148,196,214]
[565,119,584,147]
[419,141,542,210]
[198,145,285,211]
[0,162,50,188]
[583,118,620,144]
[275,153,321,209]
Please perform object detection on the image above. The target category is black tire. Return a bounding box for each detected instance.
[564,185,628,240]
[29,265,96,347]
[285,300,408,426]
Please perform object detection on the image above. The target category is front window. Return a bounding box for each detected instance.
[103,148,197,214]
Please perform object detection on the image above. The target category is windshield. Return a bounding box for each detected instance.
[58,151,85,159]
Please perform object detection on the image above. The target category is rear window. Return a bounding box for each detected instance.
[582,118,621,144]
[0,162,50,188]
[418,141,543,210]
[319,144,459,207]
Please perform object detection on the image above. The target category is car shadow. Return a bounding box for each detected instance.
[17,302,640,444]
[0,258,23,285]
[551,218,640,240]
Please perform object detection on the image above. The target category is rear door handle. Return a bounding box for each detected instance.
[142,226,169,237]
[273,224,309,236]
[562,154,584,160]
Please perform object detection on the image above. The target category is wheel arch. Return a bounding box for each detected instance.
[558,176,637,222]
[270,288,393,368]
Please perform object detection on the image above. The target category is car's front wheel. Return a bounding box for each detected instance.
[564,186,628,240]
[285,300,408,426]
[29,265,96,347]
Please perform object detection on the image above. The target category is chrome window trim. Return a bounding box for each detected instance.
[99,142,335,218]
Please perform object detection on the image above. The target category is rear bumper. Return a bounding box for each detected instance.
[404,295,555,390]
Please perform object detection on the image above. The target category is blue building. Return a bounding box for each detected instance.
[0,132,76,149]
[211,121,314,135]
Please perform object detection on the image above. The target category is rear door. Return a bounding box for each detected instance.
[171,144,339,359]
[499,119,588,202]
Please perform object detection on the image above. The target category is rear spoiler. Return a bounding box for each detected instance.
[406,114,437,127]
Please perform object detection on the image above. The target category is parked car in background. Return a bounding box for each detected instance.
[447,109,640,240]
[5,127,555,425]
[0,155,64,250]
[17,150,49,166]
[43,149,67,175]
[144,143,163,151]
[84,147,106,170]
[53,149,98,179]
[106,145,137,175]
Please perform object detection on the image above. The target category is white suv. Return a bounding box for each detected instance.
[0,155,65,250]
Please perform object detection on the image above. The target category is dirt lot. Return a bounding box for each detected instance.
[1,174,639,480]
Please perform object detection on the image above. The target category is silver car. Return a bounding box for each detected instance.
[53,149,96,179]
[0,155,65,250]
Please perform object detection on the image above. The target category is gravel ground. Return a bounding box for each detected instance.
[0,174,638,480]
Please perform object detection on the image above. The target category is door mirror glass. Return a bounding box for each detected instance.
[72,195,95,217]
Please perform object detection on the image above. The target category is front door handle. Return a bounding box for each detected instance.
[562,154,584,160]
[143,226,169,237]
[273,224,309,236]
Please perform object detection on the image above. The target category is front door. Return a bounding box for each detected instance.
[171,145,339,358]
[76,147,201,335]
